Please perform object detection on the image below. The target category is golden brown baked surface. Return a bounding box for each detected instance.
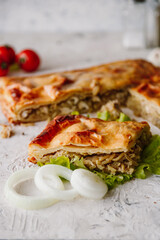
[0,59,156,124]
[130,75,160,105]
[127,75,160,128]
[28,115,150,157]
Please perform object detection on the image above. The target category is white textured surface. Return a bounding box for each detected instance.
[0,33,160,240]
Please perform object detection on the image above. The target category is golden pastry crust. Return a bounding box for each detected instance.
[28,115,150,162]
[127,75,160,127]
[0,59,156,124]
[130,75,160,105]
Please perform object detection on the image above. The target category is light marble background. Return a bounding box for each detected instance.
[1,0,160,240]
[0,0,126,33]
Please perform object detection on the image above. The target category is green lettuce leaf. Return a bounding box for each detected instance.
[71,111,80,115]
[97,111,131,122]
[134,164,150,179]
[97,111,110,121]
[37,161,44,167]
[117,112,131,122]
[70,156,87,169]
[38,156,71,168]
[94,171,133,190]
[134,135,160,178]
[49,156,70,169]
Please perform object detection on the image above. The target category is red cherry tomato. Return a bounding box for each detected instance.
[17,49,40,72]
[0,58,8,76]
[0,45,16,65]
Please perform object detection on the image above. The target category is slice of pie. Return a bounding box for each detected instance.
[0,59,156,124]
[28,115,151,175]
[127,76,160,128]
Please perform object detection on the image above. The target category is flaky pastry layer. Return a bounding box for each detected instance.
[28,115,151,161]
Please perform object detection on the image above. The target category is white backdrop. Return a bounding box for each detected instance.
[0,0,127,33]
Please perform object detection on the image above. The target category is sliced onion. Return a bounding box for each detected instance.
[34,169,64,193]
[5,165,108,210]
[70,169,108,199]
[34,165,79,200]
[4,168,62,210]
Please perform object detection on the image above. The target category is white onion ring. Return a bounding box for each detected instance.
[35,169,64,193]
[34,165,79,200]
[71,169,108,199]
[4,168,63,210]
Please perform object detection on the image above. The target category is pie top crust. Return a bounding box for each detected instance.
[28,115,150,157]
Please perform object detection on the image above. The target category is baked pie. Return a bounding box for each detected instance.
[28,115,151,175]
[0,59,156,124]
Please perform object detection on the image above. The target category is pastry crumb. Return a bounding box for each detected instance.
[0,124,13,138]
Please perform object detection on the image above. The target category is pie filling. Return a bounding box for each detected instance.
[18,89,129,122]
[34,131,150,175]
